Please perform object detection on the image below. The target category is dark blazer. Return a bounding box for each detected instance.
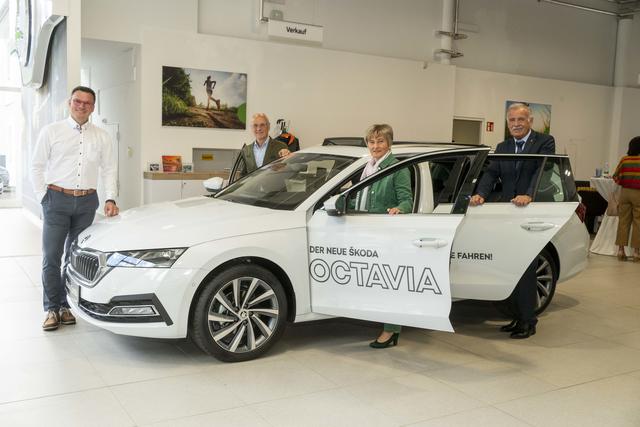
[476,130,556,201]
[239,137,289,176]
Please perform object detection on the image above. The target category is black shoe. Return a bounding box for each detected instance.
[510,323,536,339]
[499,320,520,333]
[369,333,399,349]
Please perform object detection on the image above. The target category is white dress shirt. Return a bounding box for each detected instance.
[31,117,117,203]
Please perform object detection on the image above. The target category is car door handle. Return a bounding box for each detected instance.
[412,238,448,248]
[521,222,556,232]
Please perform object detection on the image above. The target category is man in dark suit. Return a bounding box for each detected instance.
[470,102,556,339]
[239,113,289,177]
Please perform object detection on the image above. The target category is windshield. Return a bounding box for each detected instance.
[216,152,356,210]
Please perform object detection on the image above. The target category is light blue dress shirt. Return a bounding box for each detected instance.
[253,138,270,168]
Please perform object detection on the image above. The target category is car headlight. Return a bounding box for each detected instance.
[106,248,187,268]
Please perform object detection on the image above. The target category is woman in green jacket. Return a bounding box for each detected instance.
[357,124,413,348]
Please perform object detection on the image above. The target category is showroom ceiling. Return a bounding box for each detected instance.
[538,0,640,17]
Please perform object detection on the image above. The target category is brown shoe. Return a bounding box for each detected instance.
[42,310,60,331]
[59,307,76,325]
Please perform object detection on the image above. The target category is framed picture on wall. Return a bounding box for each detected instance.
[162,66,247,129]
[162,155,182,173]
[504,100,552,139]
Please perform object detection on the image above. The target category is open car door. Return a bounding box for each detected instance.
[307,148,488,332]
[227,145,246,185]
[451,154,581,301]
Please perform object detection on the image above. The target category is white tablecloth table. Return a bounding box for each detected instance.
[589,177,633,256]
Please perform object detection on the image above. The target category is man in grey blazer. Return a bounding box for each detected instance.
[239,113,289,177]
[470,102,556,339]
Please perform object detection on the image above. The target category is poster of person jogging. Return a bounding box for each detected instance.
[162,66,247,129]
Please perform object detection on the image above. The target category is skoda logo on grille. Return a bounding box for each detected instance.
[80,234,91,245]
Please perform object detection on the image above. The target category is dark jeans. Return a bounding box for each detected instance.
[41,189,98,311]
[514,258,538,325]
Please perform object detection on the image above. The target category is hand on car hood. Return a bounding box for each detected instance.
[77,197,303,252]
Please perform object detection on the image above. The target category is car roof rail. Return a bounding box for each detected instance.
[394,141,490,148]
[322,137,489,149]
[322,137,366,147]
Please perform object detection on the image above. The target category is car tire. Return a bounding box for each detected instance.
[191,264,288,362]
[494,247,558,317]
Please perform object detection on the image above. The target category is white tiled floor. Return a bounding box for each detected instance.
[1,207,639,426]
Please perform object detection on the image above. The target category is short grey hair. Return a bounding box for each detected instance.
[365,124,394,146]
[252,112,270,126]
[506,103,532,119]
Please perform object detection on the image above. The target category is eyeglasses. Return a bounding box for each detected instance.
[252,123,268,129]
[71,99,94,107]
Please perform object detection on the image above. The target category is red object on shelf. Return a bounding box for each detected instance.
[162,155,182,173]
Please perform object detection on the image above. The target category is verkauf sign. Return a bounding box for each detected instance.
[267,19,323,44]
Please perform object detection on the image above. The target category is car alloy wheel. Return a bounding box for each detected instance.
[534,248,557,315]
[494,247,558,317]
[191,264,287,362]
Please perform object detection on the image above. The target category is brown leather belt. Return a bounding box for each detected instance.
[47,184,96,197]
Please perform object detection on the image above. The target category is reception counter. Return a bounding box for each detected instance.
[143,171,230,204]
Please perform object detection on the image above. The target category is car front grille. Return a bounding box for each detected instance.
[70,251,100,282]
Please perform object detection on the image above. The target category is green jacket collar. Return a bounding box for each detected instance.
[377,152,397,170]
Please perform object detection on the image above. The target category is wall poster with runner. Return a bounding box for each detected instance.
[162,66,248,129]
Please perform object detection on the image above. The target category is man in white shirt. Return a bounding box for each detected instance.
[31,86,119,331]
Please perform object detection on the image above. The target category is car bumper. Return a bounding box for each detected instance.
[66,266,201,339]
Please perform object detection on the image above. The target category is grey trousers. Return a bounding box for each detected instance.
[41,189,98,311]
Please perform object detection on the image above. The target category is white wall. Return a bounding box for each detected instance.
[82,0,624,86]
[81,0,197,43]
[454,67,613,179]
[618,89,640,155]
[198,0,620,86]
[82,39,142,211]
[139,28,455,168]
[608,87,640,163]
[198,0,444,63]
[622,16,640,88]
[455,0,617,86]
[76,0,640,204]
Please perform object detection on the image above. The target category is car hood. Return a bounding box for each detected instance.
[77,197,301,252]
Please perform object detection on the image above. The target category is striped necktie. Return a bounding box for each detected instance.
[515,140,525,154]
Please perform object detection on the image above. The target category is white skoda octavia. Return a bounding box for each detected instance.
[67,143,589,362]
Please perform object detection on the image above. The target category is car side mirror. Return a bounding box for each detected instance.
[203,176,225,194]
[324,194,346,216]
